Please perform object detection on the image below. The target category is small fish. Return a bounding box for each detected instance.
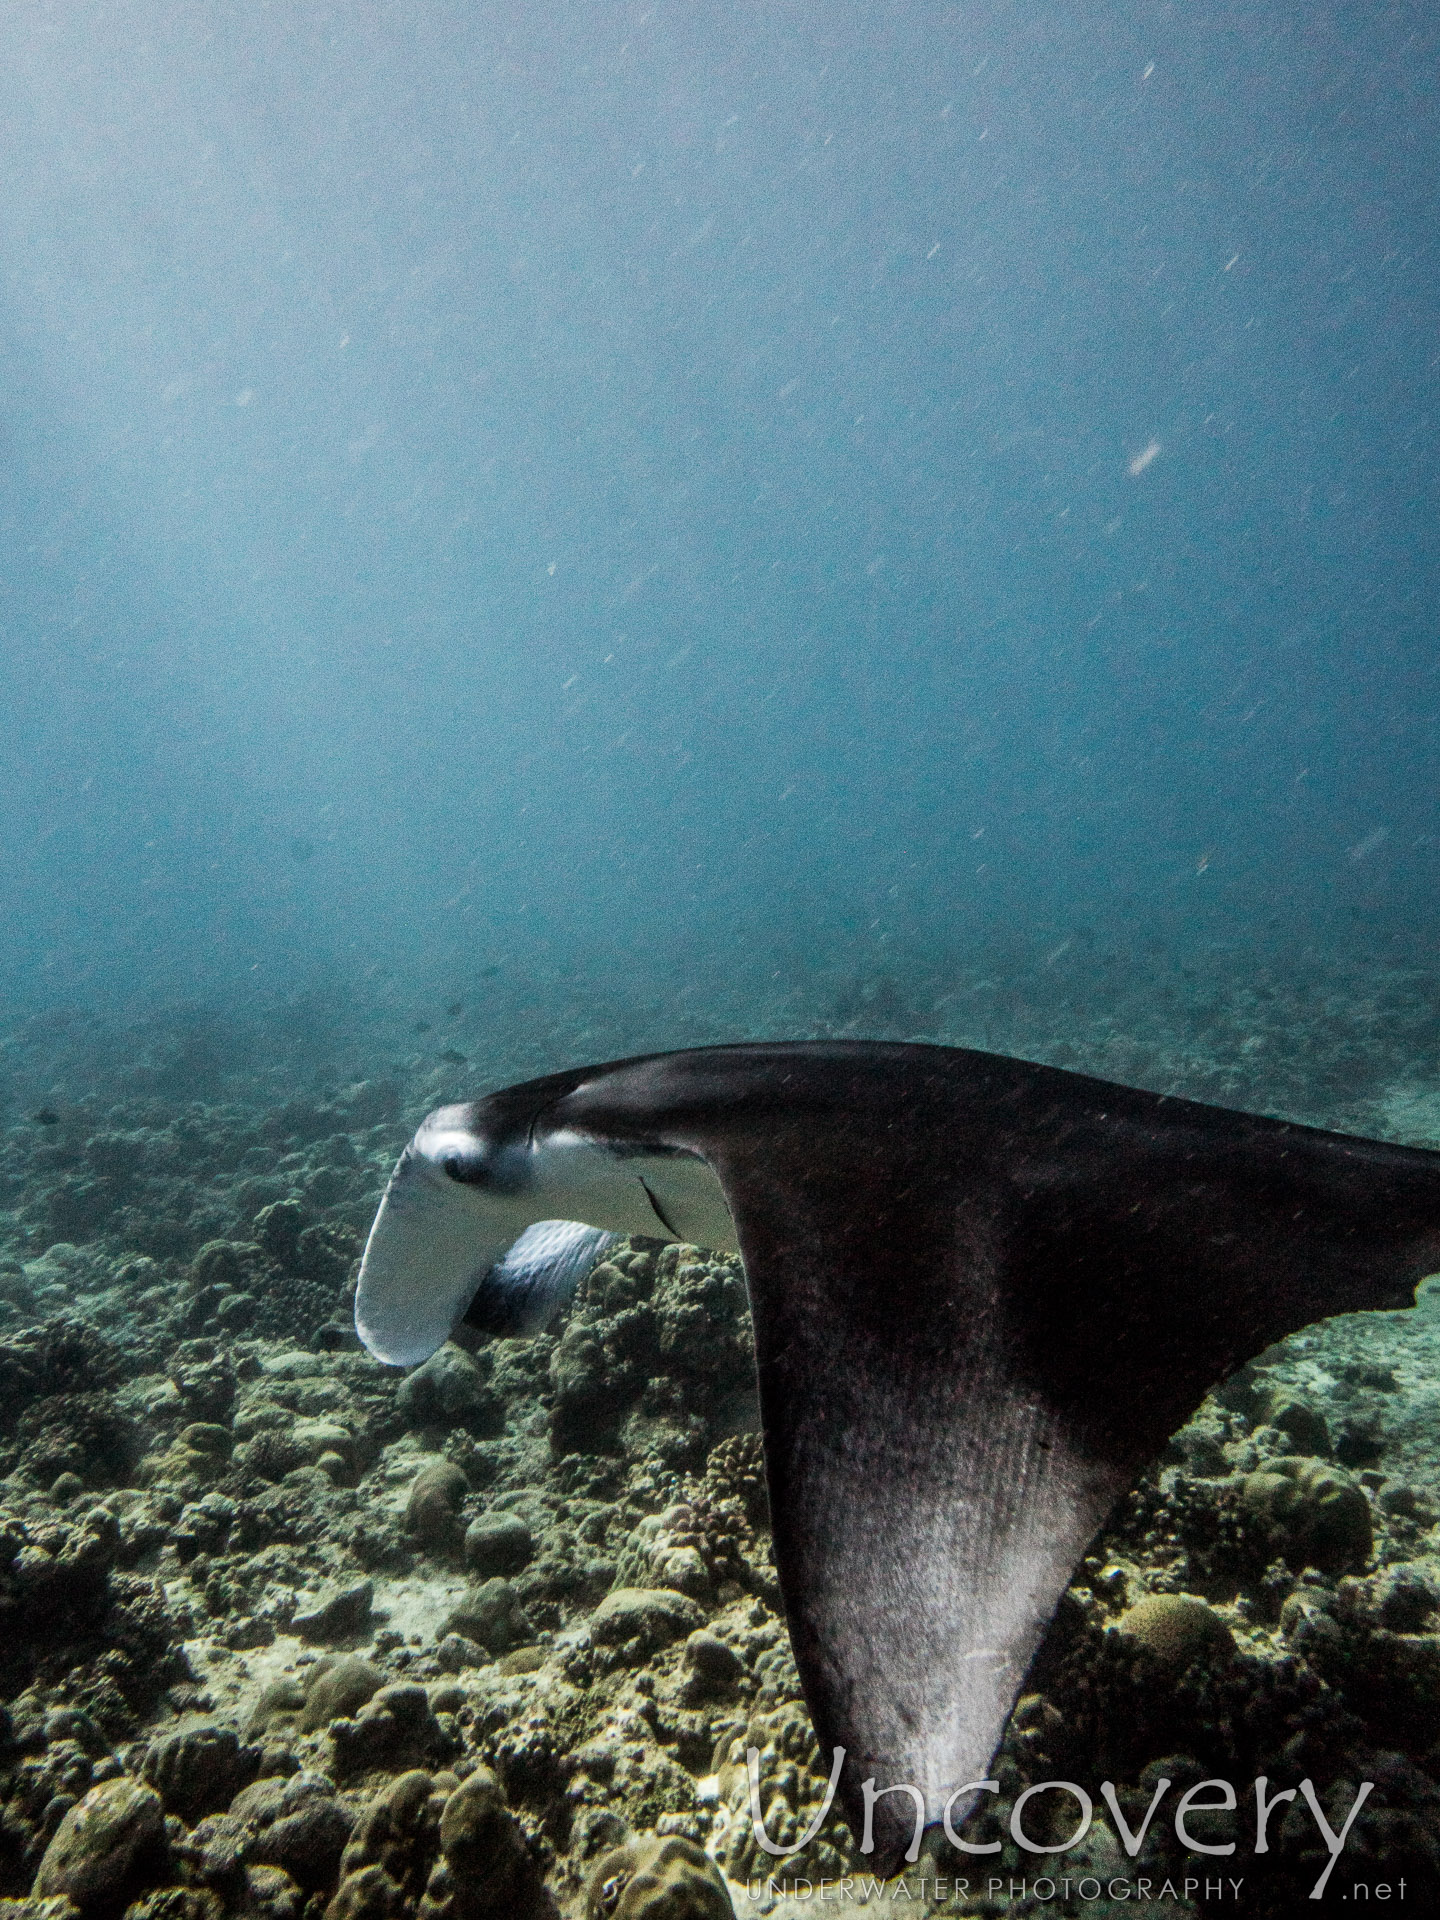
[446,1001,464,1018]
[413,1020,432,1034]
[439,1049,468,1066]
[32,1108,60,1126]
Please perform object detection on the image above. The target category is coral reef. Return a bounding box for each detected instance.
[583,1834,733,1918]
[2,1019,1440,1919]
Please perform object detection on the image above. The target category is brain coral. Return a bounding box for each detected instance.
[1114,1593,1236,1675]
[584,1834,734,1920]
[1241,1456,1373,1572]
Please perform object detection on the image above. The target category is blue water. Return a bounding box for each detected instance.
[1,1,1436,1084]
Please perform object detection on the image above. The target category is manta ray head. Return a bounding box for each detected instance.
[354,1095,714,1366]
[354,1103,541,1365]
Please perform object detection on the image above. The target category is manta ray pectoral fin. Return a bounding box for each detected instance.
[702,1142,1130,1871]
[734,1200,1129,1863]
[541,1041,1440,1875]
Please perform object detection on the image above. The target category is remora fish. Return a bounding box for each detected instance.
[354,1040,1440,1869]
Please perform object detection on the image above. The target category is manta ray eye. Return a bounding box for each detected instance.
[428,1139,486,1182]
[427,1136,527,1191]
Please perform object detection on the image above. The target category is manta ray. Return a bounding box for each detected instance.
[353,1041,1440,1870]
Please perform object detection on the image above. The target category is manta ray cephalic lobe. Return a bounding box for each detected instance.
[354,1040,1440,1871]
